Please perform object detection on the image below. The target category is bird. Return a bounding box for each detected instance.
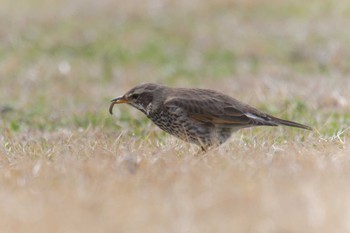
[109,83,311,150]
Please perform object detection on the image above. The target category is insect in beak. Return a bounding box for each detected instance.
[109,96,128,114]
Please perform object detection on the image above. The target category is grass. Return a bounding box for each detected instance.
[1,0,350,232]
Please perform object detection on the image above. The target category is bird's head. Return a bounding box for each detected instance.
[109,83,163,115]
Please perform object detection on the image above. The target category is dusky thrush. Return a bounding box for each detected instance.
[109,83,311,149]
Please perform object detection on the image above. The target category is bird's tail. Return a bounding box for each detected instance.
[245,112,312,130]
[271,116,312,130]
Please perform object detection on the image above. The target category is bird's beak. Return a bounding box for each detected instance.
[109,96,128,114]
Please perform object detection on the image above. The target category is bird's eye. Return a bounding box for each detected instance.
[131,94,139,99]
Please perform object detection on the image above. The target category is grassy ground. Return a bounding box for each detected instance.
[1,0,350,232]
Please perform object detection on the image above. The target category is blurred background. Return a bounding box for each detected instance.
[1,1,350,233]
[1,0,349,134]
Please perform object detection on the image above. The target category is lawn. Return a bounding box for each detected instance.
[0,0,350,232]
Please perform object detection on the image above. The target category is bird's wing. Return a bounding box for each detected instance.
[163,90,278,127]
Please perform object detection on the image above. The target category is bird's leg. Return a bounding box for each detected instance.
[193,144,210,157]
[194,147,207,157]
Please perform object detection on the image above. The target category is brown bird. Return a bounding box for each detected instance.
[109,83,311,150]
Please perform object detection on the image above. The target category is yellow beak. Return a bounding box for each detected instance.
[109,96,128,114]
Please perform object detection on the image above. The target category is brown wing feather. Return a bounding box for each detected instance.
[190,114,250,125]
[164,89,254,126]
[163,87,310,129]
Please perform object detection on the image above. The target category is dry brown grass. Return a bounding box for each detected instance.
[1,129,349,233]
[1,0,350,232]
